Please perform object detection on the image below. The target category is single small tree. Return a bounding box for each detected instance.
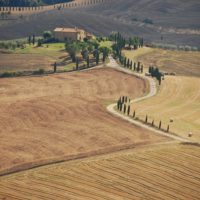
[54,62,57,73]
[167,125,169,132]
[159,120,162,129]
[124,57,127,67]
[123,104,127,113]
[87,56,90,68]
[152,120,154,126]
[28,35,31,45]
[145,115,148,123]
[127,59,130,68]
[133,110,136,118]
[76,57,79,70]
[127,105,130,115]
[43,31,52,40]
[32,34,35,45]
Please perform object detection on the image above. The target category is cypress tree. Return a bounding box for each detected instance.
[124,57,127,67]
[54,62,57,73]
[152,120,154,126]
[32,34,35,45]
[127,59,130,68]
[134,62,136,71]
[87,56,90,68]
[28,35,31,45]
[127,105,130,115]
[120,102,123,112]
[124,104,127,113]
[167,125,169,132]
[125,96,128,103]
[159,121,162,129]
[117,100,120,110]
[133,110,136,118]
[130,61,133,70]
[137,62,140,72]
[145,115,148,123]
[76,58,79,70]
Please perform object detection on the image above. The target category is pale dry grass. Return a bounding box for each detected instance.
[0,143,199,200]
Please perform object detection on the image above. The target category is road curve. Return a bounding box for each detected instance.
[106,56,189,143]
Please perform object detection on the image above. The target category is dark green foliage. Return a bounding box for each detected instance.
[43,31,52,40]
[37,39,43,47]
[99,46,110,62]
[149,66,163,85]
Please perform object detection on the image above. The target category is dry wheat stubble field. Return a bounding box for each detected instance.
[0,67,169,176]
[0,47,200,199]
[124,48,200,142]
[0,142,199,200]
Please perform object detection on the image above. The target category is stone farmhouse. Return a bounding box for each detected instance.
[54,27,94,41]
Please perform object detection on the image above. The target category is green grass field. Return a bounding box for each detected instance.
[13,42,66,57]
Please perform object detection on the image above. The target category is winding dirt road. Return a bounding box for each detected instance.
[106,56,189,143]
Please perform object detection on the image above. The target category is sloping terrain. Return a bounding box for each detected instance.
[0,143,199,199]
[124,48,200,142]
[0,67,168,175]
[0,0,199,47]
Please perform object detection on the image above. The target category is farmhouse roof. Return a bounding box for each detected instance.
[54,27,85,33]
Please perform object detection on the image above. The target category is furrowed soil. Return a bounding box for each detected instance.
[0,143,199,200]
[0,67,168,175]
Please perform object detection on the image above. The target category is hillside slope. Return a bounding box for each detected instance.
[0,0,199,46]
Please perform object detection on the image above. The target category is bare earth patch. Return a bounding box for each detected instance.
[0,53,56,72]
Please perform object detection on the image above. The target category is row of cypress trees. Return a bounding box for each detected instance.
[119,56,144,73]
[116,97,170,132]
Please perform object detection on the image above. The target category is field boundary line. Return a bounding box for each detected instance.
[106,56,189,143]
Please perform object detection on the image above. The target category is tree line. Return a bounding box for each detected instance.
[0,0,72,7]
[116,96,170,132]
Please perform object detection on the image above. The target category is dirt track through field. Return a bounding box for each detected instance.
[0,67,169,175]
